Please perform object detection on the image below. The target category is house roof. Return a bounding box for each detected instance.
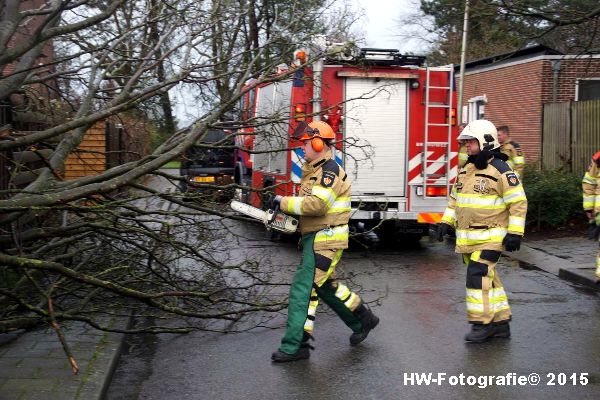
[455,44,563,71]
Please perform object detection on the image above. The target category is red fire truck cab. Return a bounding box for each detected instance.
[234,40,458,242]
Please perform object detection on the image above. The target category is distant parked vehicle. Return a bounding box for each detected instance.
[179,129,234,201]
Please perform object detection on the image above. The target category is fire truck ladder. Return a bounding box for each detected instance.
[422,66,454,199]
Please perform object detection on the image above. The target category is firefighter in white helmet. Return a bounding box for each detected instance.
[437,119,528,343]
[582,150,600,281]
[270,120,379,362]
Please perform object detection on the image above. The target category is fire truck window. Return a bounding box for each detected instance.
[253,81,292,174]
[248,89,256,118]
[238,97,246,121]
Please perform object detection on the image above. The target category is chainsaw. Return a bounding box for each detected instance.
[230,200,298,233]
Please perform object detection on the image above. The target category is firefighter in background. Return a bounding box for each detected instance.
[270,120,379,362]
[457,123,468,168]
[497,125,525,179]
[437,119,527,343]
[582,150,600,281]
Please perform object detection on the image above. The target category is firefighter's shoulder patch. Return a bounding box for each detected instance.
[320,159,339,188]
[321,171,336,188]
[506,172,520,187]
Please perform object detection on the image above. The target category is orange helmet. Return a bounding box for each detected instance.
[291,121,335,152]
[292,121,335,141]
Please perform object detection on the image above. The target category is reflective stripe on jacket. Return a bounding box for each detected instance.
[441,155,528,253]
[280,148,351,249]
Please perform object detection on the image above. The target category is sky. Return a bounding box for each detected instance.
[353,0,424,54]
[173,0,426,126]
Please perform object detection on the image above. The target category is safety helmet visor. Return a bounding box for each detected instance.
[457,133,476,141]
[291,121,319,142]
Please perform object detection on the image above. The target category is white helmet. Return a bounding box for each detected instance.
[457,119,500,151]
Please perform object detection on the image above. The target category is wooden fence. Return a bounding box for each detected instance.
[542,99,600,173]
[64,122,107,180]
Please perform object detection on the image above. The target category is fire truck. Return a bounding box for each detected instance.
[234,37,458,241]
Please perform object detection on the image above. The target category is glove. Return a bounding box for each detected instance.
[587,222,600,241]
[265,193,283,208]
[436,223,450,242]
[502,233,521,252]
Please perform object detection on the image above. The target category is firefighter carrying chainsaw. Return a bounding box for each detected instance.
[582,149,600,281]
[269,120,379,363]
[437,119,527,343]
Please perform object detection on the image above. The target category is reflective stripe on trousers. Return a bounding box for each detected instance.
[463,250,511,324]
[279,234,362,355]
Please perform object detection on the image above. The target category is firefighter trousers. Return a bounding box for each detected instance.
[462,250,512,324]
[596,242,600,279]
[278,232,363,355]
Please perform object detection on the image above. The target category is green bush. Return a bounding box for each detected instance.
[523,165,583,229]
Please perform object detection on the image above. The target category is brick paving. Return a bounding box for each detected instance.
[0,320,124,400]
[510,236,599,288]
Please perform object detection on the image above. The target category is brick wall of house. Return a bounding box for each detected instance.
[461,60,544,161]
[3,0,56,130]
[3,0,54,78]
[541,58,600,103]
[461,56,600,163]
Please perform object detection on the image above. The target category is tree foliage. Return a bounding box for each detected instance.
[0,0,360,367]
[396,0,600,65]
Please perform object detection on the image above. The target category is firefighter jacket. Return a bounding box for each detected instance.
[280,148,351,250]
[458,144,468,168]
[500,141,525,179]
[582,150,600,213]
[441,154,528,253]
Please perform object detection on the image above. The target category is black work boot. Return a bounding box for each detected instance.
[271,347,310,363]
[271,332,314,363]
[464,323,495,343]
[493,321,511,338]
[301,331,315,349]
[349,304,380,346]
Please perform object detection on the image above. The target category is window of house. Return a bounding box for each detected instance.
[576,79,600,101]
[467,95,487,122]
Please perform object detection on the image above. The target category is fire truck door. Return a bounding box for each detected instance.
[344,78,408,197]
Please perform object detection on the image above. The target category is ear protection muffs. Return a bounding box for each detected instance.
[311,137,324,152]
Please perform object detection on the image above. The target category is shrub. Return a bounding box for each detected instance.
[523,165,584,229]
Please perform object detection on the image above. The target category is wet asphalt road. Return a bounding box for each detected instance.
[106,225,600,400]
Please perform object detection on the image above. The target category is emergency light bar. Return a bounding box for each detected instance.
[358,48,426,67]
